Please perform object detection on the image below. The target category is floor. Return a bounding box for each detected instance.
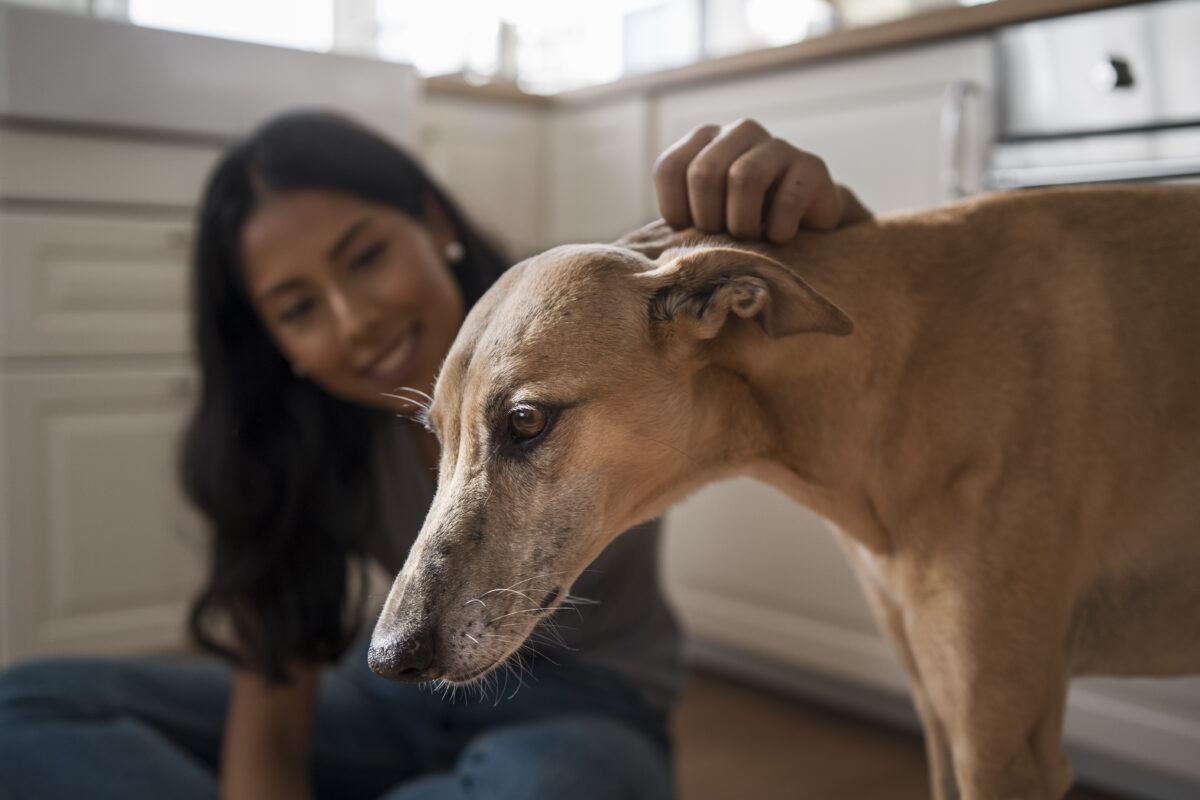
[671,669,1127,800]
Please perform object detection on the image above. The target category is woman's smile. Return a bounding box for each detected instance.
[359,321,423,389]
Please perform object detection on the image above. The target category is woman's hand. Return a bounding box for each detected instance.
[653,118,872,243]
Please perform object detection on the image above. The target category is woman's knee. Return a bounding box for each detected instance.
[0,658,107,722]
[457,715,673,800]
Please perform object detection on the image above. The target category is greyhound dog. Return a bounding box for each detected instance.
[369,185,1200,799]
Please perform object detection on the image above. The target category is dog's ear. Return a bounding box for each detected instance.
[611,219,685,260]
[641,247,853,340]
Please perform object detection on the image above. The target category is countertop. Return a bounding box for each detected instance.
[424,0,1154,107]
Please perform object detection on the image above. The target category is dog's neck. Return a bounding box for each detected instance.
[685,222,924,553]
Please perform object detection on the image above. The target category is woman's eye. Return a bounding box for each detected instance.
[350,240,387,270]
[279,298,315,324]
[508,405,548,441]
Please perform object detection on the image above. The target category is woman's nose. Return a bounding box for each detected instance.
[327,287,379,345]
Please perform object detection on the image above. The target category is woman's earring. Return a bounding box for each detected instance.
[444,241,465,265]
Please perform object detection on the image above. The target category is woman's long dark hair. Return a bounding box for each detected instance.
[181,110,507,681]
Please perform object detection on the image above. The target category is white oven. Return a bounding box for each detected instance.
[988,0,1200,189]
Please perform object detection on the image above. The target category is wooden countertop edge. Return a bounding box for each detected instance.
[423,0,1152,108]
[422,75,554,108]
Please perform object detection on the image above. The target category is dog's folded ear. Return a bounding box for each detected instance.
[640,247,853,340]
[611,219,683,260]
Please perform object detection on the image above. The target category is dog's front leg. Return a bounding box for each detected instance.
[900,559,1075,800]
[843,543,959,800]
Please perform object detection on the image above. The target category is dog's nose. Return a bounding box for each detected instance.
[368,626,437,682]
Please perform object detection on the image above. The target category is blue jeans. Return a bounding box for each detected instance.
[0,638,673,800]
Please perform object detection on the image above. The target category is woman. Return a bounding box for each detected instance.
[0,111,867,800]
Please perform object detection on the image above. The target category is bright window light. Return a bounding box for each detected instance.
[375,0,672,93]
[128,0,334,52]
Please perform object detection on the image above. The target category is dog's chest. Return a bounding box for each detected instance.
[1069,556,1200,676]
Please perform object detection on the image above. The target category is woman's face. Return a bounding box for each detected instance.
[240,188,465,414]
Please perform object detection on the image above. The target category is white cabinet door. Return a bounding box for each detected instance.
[547,96,654,246]
[0,212,193,358]
[0,365,205,665]
[419,97,548,260]
[654,37,994,214]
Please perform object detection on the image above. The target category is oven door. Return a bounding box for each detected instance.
[989,0,1200,189]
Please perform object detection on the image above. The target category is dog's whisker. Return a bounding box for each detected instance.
[480,587,538,603]
[394,385,433,404]
[380,390,431,411]
[488,607,557,622]
[509,571,571,589]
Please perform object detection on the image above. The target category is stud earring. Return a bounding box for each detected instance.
[444,241,465,264]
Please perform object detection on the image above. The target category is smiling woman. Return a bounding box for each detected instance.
[183,112,508,680]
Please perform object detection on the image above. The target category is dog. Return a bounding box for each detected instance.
[369,184,1200,799]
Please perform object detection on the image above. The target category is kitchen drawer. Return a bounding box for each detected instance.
[0,125,221,208]
[0,212,192,358]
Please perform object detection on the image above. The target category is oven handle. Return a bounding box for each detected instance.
[988,157,1200,189]
[940,80,980,200]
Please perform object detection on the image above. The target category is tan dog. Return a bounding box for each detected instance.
[369,185,1200,799]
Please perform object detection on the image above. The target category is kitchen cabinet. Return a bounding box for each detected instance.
[0,126,220,665]
[0,5,418,667]
[418,95,548,261]
[545,96,654,247]
[1,365,204,660]
[651,35,993,214]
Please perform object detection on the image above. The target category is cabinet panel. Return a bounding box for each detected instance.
[654,37,994,214]
[0,212,192,358]
[663,477,876,634]
[0,125,221,208]
[1,366,204,664]
[547,96,653,246]
[419,97,547,259]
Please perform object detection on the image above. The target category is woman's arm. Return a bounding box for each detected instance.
[220,663,319,800]
[653,118,872,243]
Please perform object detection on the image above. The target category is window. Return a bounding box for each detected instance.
[27,0,996,94]
[128,0,334,51]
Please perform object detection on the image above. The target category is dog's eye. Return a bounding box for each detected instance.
[508,405,548,441]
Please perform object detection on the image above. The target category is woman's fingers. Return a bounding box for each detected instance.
[653,123,721,230]
[684,119,771,233]
[762,153,841,243]
[727,138,812,240]
[653,118,867,242]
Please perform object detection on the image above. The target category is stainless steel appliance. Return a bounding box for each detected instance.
[989,0,1200,189]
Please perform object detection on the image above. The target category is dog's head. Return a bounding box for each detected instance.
[369,232,851,684]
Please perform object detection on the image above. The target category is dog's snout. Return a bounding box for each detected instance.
[368,626,438,683]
